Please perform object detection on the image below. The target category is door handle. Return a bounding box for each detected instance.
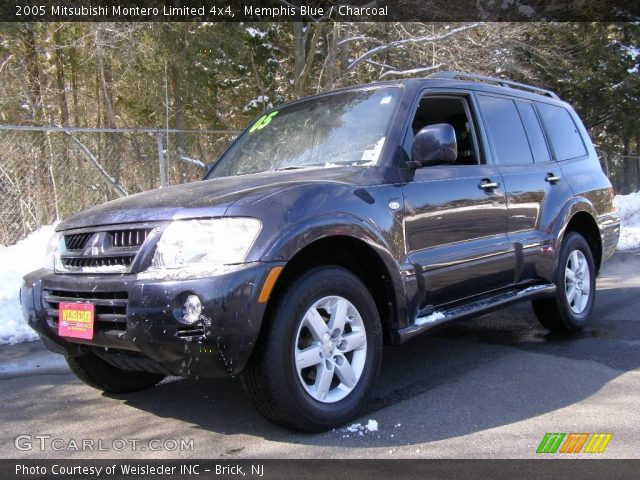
[479,179,500,190]
[545,173,561,184]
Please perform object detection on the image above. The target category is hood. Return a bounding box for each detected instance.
[57,166,364,231]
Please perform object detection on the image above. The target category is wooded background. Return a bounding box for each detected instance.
[0,22,639,245]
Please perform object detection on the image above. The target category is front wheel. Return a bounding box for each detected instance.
[242,266,382,432]
[532,232,596,332]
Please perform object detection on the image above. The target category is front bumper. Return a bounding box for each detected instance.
[21,262,281,377]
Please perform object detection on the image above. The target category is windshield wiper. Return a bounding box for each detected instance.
[273,165,319,171]
[273,162,367,172]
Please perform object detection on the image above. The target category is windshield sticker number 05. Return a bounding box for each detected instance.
[249,111,279,133]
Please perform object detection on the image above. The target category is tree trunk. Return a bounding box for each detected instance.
[53,29,70,126]
[292,22,313,97]
[94,27,121,184]
[70,46,81,127]
[322,24,339,91]
[21,25,44,121]
[632,136,640,193]
[622,134,632,194]
[94,28,116,128]
[20,25,49,226]
[168,60,187,154]
[295,23,322,97]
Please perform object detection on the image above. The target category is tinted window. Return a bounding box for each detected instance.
[515,101,551,163]
[536,103,587,160]
[477,95,533,165]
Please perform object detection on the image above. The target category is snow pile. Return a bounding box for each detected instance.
[0,225,54,344]
[615,191,640,250]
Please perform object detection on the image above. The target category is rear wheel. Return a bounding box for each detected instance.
[242,266,382,432]
[66,352,165,393]
[532,232,596,332]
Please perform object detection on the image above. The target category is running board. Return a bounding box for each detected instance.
[392,284,556,344]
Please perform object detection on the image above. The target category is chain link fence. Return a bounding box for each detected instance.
[0,126,238,246]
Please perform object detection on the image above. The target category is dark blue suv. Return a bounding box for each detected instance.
[22,72,620,431]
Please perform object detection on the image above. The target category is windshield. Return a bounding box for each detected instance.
[206,86,402,178]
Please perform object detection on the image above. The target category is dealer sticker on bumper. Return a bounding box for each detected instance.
[58,302,94,340]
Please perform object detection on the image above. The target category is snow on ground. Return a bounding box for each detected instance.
[615,191,640,250]
[0,348,67,378]
[337,419,379,438]
[0,225,54,345]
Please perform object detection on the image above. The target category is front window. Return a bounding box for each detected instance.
[207,86,402,178]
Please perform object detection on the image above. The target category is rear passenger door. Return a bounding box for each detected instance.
[475,94,573,282]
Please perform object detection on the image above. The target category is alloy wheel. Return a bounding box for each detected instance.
[294,296,367,403]
[565,249,591,314]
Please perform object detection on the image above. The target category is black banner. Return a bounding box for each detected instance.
[3,459,640,480]
[2,0,640,22]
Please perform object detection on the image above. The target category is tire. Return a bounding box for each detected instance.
[66,352,165,394]
[242,266,382,432]
[532,232,596,332]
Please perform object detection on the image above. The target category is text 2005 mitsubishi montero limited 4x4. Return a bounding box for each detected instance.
[22,72,620,431]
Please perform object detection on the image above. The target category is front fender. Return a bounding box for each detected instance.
[261,212,410,330]
[262,212,390,261]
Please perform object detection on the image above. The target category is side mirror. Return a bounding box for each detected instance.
[410,123,457,168]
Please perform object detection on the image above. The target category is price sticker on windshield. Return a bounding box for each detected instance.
[361,137,386,163]
[249,111,279,133]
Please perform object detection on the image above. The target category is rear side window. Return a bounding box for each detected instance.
[515,101,551,163]
[536,103,587,160]
[477,94,533,165]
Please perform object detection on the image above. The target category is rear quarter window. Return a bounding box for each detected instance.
[477,94,533,165]
[536,102,587,160]
[515,101,551,163]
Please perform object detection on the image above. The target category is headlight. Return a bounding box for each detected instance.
[44,232,63,271]
[151,218,261,270]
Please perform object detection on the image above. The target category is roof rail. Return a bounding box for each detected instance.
[428,71,560,99]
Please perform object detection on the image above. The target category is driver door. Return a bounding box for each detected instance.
[401,93,512,308]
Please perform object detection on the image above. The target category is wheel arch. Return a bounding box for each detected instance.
[261,228,406,345]
[554,198,603,273]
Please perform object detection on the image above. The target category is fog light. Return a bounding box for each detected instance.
[181,295,202,324]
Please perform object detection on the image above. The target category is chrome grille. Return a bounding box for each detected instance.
[60,225,154,274]
[43,289,128,331]
[64,233,92,250]
[62,256,134,268]
[111,228,151,248]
